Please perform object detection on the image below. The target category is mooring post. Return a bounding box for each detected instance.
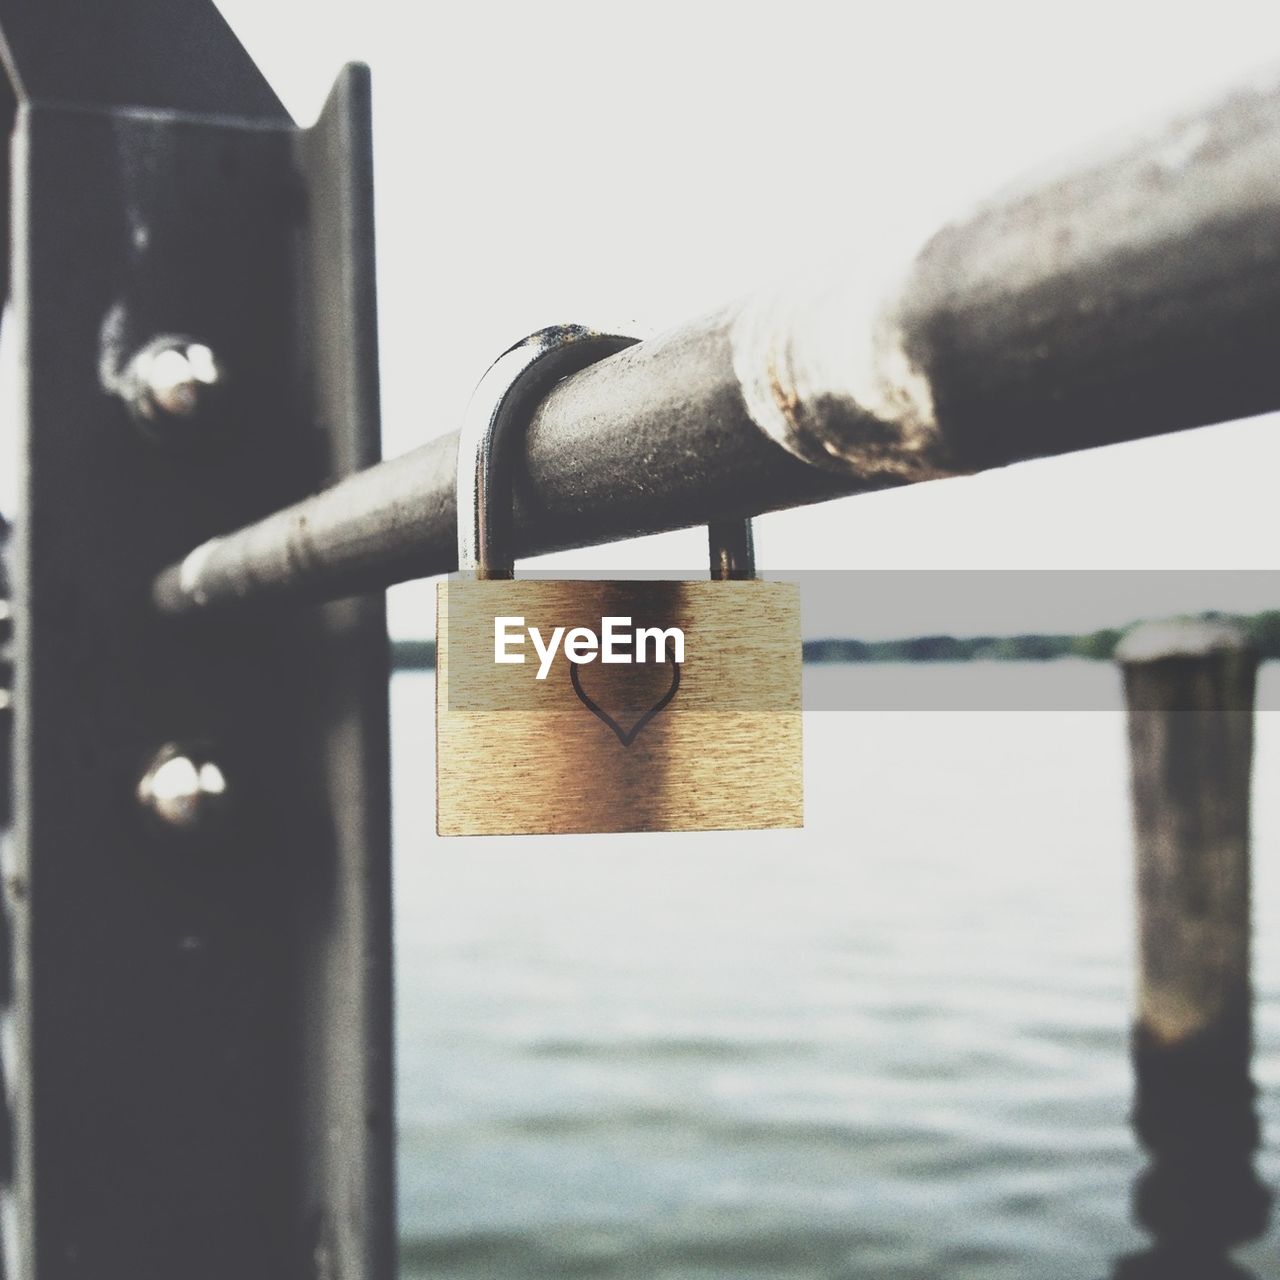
[1117,619,1270,1261]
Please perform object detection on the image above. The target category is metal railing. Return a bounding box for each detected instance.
[152,73,1280,612]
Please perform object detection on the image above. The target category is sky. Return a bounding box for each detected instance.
[207,0,1280,638]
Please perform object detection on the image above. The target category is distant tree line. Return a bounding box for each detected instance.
[391,611,1280,670]
[801,630,1116,664]
[801,610,1280,664]
[1247,610,1280,660]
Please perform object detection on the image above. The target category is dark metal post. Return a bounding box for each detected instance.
[1,3,394,1276]
[1117,620,1270,1264]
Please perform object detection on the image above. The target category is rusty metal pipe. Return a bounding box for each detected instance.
[155,73,1280,613]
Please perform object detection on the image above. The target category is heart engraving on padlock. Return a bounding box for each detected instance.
[569,656,681,747]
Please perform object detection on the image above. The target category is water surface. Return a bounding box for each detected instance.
[393,664,1280,1278]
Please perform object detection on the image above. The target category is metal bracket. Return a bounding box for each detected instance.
[1,6,393,1277]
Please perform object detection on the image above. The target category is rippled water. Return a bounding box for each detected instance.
[392,664,1280,1279]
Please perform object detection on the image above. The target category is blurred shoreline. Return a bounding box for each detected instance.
[394,608,1280,672]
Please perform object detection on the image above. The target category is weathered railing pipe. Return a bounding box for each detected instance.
[155,73,1280,613]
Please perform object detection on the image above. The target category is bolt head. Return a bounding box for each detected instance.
[124,337,224,436]
[137,744,229,832]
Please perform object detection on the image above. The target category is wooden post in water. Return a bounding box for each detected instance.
[1118,619,1270,1259]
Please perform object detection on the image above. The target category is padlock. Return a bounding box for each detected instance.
[437,326,803,836]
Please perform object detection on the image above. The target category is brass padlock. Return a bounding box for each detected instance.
[437,327,803,836]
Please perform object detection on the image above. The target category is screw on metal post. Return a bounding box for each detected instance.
[136,743,229,833]
[119,335,225,440]
[458,325,755,579]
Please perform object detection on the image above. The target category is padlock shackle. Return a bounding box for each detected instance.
[457,327,634,578]
[708,520,755,581]
[458,326,755,579]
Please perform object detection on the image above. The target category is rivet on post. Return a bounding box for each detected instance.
[136,743,230,832]
[119,336,225,439]
[1116,618,1271,1264]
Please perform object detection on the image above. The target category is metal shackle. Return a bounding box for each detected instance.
[456,325,756,580]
